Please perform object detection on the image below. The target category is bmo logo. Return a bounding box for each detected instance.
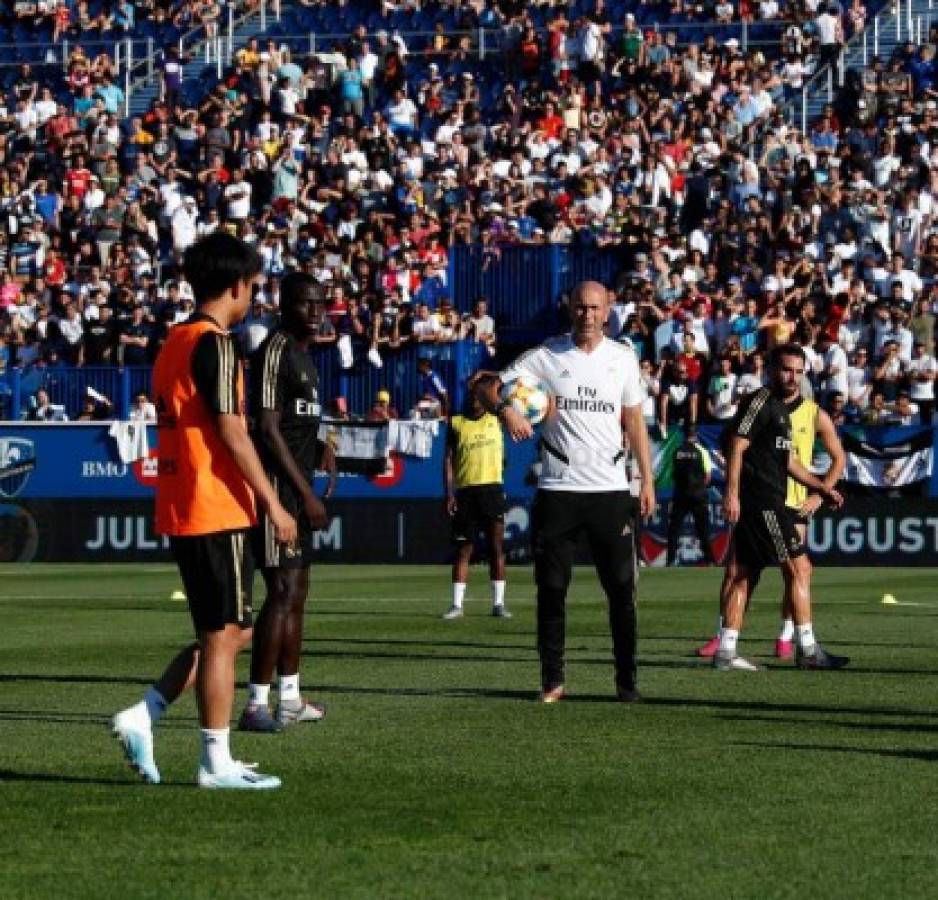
[81,461,129,477]
[132,451,160,488]
[369,452,404,489]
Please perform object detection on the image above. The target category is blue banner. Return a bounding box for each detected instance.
[2,422,936,502]
[0,422,539,502]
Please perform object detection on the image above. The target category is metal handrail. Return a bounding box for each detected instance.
[781,0,913,134]
[286,20,788,54]
[122,0,278,111]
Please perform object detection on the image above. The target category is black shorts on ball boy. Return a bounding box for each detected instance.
[450,484,506,545]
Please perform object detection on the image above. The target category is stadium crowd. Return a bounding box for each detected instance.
[2,0,938,427]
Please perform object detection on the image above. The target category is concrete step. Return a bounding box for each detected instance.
[127,7,287,114]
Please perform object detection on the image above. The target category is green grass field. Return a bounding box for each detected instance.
[1,564,937,899]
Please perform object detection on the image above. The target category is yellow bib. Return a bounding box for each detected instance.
[450,414,504,489]
[786,398,818,508]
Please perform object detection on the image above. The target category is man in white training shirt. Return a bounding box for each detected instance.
[475,281,655,703]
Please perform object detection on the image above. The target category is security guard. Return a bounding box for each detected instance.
[666,425,716,566]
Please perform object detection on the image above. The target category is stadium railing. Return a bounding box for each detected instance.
[2,364,151,421]
[262,20,790,62]
[0,340,489,422]
[448,244,624,342]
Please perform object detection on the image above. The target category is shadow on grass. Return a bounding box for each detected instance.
[817,639,938,650]
[731,741,938,763]
[0,768,195,787]
[300,649,705,670]
[644,696,936,718]
[0,708,195,728]
[311,609,449,619]
[307,636,540,652]
[304,649,534,664]
[304,683,621,704]
[855,610,938,618]
[718,713,938,734]
[0,673,153,686]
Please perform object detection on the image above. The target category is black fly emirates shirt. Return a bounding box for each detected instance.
[729,387,792,506]
[250,330,322,480]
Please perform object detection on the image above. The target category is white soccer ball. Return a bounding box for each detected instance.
[500,375,551,425]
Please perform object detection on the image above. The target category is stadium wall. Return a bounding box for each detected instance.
[1,424,937,566]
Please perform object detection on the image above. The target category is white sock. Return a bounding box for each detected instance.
[715,615,723,639]
[719,628,739,656]
[491,580,506,607]
[452,582,466,609]
[200,727,233,773]
[279,673,300,702]
[779,618,795,642]
[796,623,816,654]
[248,683,270,708]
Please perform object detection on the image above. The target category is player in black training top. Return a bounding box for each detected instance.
[239,271,334,732]
[713,343,846,672]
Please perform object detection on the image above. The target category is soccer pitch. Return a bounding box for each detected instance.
[2,564,937,899]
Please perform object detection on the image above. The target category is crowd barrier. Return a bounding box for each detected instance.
[2,341,488,421]
[447,244,625,341]
[1,422,936,565]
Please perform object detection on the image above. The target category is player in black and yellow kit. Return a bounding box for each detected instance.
[773,394,845,657]
[240,272,333,732]
[441,392,511,619]
[714,344,847,671]
[698,363,846,665]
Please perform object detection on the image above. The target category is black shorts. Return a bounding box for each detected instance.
[169,529,254,633]
[734,503,806,571]
[787,507,810,528]
[252,475,315,570]
[451,484,505,544]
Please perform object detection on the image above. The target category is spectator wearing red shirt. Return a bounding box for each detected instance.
[538,102,564,141]
[65,156,93,200]
[325,284,350,327]
[519,26,542,80]
[42,250,67,290]
[46,105,77,151]
[677,331,706,386]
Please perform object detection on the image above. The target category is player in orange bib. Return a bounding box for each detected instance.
[112,232,297,790]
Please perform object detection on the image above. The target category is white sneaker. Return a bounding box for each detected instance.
[111,708,160,784]
[713,653,761,672]
[276,697,326,726]
[197,761,281,790]
[441,605,464,620]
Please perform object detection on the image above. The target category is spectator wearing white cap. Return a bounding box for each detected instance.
[83,175,106,212]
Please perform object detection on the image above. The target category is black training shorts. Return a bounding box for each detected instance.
[733,503,806,571]
[451,484,506,544]
[170,529,254,632]
[252,473,315,570]
[787,506,811,528]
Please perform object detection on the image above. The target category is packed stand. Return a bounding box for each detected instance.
[1,0,927,428]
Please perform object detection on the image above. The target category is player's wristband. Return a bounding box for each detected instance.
[495,399,510,416]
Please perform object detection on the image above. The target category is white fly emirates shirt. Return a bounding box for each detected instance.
[501,335,645,492]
